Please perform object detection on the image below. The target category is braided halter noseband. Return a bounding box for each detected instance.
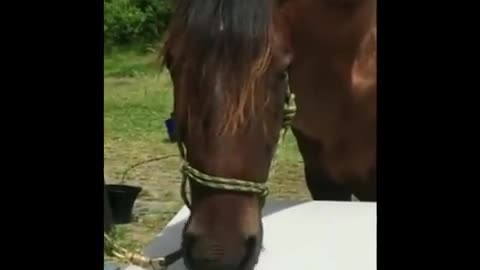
[177,72,296,209]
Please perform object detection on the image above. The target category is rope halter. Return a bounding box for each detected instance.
[177,72,296,209]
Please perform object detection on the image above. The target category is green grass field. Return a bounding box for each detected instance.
[104,49,310,261]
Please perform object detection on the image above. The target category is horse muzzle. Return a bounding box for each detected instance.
[182,232,260,270]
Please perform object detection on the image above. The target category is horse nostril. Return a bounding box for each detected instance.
[241,235,260,267]
[244,236,258,258]
[182,233,198,261]
[245,236,257,249]
[183,233,197,246]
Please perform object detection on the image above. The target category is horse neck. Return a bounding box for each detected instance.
[284,0,376,58]
[282,0,377,163]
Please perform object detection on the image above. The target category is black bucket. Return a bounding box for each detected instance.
[106,184,142,224]
[104,179,113,233]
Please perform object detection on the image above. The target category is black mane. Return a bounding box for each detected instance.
[164,0,275,135]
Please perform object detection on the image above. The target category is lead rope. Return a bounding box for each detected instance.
[105,156,182,269]
[104,232,182,270]
[104,73,296,269]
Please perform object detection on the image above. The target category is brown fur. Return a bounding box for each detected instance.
[161,0,376,269]
[162,0,275,136]
[283,0,376,195]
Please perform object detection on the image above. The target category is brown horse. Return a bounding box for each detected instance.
[162,0,376,269]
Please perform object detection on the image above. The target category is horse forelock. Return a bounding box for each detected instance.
[163,0,275,136]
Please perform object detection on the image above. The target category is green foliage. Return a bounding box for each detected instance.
[104,0,173,48]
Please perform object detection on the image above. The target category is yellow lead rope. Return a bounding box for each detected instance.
[104,233,167,270]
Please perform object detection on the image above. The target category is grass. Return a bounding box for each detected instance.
[104,48,310,264]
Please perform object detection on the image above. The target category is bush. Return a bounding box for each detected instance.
[104,0,173,48]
